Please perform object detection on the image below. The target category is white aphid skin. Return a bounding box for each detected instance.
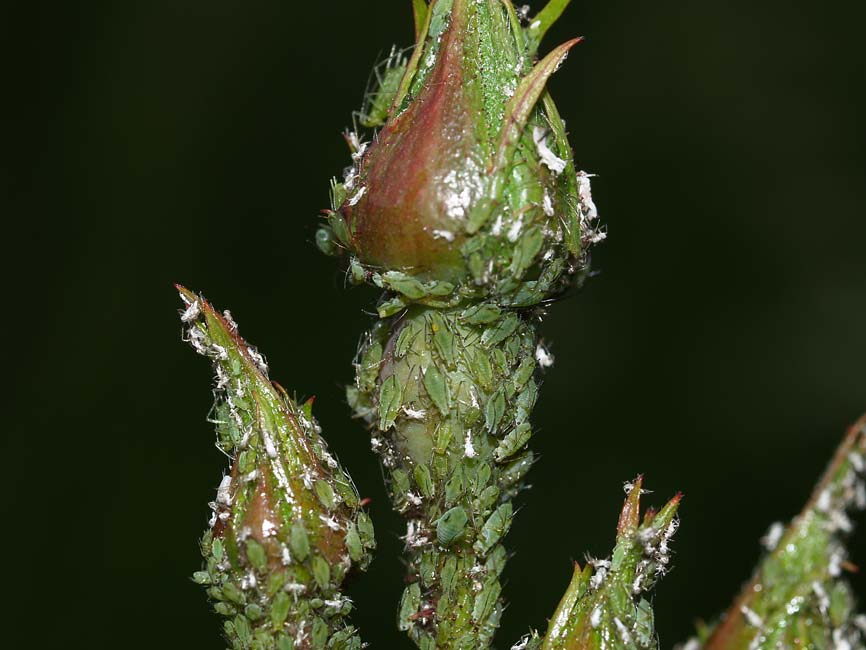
[829,509,853,534]
[613,617,633,645]
[319,514,342,532]
[403,520,430,549]
[181,299,201,323]
[848,451,864,473]
[833,627,854,650]
[241,570,257,591]
[222,309,237,331]
[816,489,833,513]
[464,431,477,459]
[680,638,701,650]
[510,634,531,650]
[507,216,524,242]
[533,126,567,175]
[246,346,268,374]
[760,522,785,551]
[590,606,602,628]
[285,581,307,596]
[216,474,233,506]
[812,581,830,615]
[542,191,555,217]
[347,186,367,207]
[828,545,845,577]
[741,605,765,629]
[262,429,278,459]
[535,344,554,368]
[432,229,456,242]
[403,406,427,420]
[589,565,607,591]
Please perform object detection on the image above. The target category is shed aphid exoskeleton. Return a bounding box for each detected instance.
[740,604,765,630]
[760,521,785,551]
[533,125,567,175]
[535,343,554,369]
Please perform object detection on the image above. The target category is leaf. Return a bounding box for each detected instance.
[493,37,583,174]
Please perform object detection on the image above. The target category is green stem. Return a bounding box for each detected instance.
[350,303,539,649]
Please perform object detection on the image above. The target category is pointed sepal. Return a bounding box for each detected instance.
[525,1,574,59]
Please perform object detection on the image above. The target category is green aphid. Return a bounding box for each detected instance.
[192,570,211,585]
[474,503,513,554]
[290,523,310,563]
[345,524,364,563]
[356,338,383,392]
[222,581,246,606]
[461,303,502,325]
[485,545,508,578]
[433,422,454,456]
[441,556,459,598]
[420,551,438,587]
[423,364,450,416]
[212,538,225,563]
[399,583,423,631]
[396,318,425,358]
[311,617,328,649]
[378,374,404,430]
[392,468,412,501]
[360,51,407,128]
[314,480,337,510]
[484,389,507,433]
[445,466,465,506]
[233,615,252,643]
[510,226,545,276]
[437,506,470,547]
[414,464,435,498]
[468,348,494,391]
[357,511,375,546]
[494,423,532,462]
[378,296,407,318]
[244,603,263,621]
[476,485,501,511]
[384,271,427,300]
[512,356,536,393]
[473,576,502,624]
[431,315,458,368]
[312,556,331,591]
[481,314,521,348]
[246,539,267,571]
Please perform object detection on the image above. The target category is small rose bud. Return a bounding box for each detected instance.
[179,286,375,649]
[322,0,603,307]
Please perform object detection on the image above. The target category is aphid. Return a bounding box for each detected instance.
[422,363,450,417]
[494,424,532,463]
[473,503,513,554]
[378,374,404,430]
[437,506,469,547]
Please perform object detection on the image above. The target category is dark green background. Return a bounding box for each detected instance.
[5,1,865,647]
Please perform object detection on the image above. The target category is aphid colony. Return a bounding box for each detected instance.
[180,288,375,650]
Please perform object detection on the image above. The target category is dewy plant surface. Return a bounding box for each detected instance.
[178,2,866,650]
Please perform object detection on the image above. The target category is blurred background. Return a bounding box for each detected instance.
[4,1,865,647]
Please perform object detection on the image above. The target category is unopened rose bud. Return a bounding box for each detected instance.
[321,0,602,308]
[179,286,375,650]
